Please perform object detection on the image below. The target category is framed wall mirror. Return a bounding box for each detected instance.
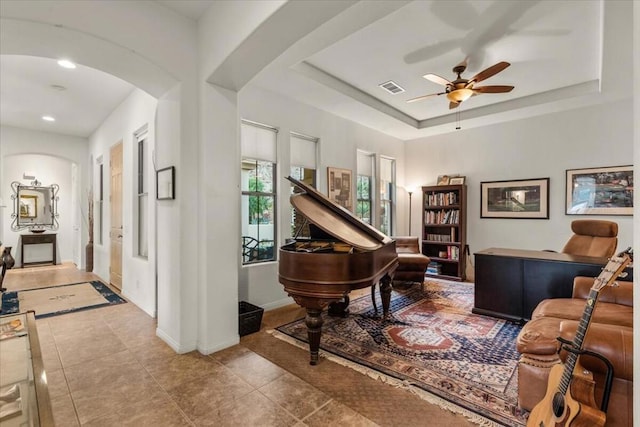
[11,181,59,231]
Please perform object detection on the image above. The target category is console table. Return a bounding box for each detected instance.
[19,233,57,268]
[472,248,632,323]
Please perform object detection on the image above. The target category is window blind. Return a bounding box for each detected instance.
[290,133,317,169]
[241,121,277,162]
[380,157,394,182]
[357,151,374,176]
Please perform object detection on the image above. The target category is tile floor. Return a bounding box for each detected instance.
[1,264,476,426]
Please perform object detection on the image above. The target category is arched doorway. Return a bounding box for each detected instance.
[1,11,187,346]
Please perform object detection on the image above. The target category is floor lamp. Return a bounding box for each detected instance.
[408,191,413,235]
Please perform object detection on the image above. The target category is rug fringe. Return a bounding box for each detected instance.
[269,330,502,427]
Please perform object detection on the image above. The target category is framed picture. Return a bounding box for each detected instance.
[481,177,549,219]
[449,176,466,185]
[566,165,633,215]
[157,166,175,200]
[436,175,450,185]
[327,167,352,211]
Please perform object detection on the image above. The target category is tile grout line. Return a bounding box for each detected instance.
[48,317,83,427]
[299,398,334,423]
[205,351,311,425]
[102,314,198,427]
[255,376,306,425]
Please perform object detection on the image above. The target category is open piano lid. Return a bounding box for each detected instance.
[287,176,393,251]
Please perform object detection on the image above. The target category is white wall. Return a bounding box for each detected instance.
[238,85,405,309]
[405,98,633,260]
[88,89,157,316]
[196,1,288,354]
[0,126,87,266]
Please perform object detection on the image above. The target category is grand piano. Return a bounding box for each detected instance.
[279,177,398,365]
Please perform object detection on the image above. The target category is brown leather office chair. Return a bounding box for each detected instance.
[561,220,618,258]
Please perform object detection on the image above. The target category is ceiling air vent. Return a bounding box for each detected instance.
[379,80,405,95]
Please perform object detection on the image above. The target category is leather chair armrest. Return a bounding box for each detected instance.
[559,321,633,382]
[572,276,633,306]
[394,236,420,254]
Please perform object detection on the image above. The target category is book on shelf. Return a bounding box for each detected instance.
[427,262,442,274]
[425,233,452,242]
[424,209,459,225]
[425,191,459,207]
[447,246,460,260]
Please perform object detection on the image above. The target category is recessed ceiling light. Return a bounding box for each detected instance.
[57,59,76,69]
[42,115,56,122]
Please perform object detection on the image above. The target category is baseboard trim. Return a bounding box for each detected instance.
[156,327,196,354]
[261,296,295,311]
[197,336,240,355]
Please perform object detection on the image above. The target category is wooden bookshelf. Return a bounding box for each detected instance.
[421,184,467,281]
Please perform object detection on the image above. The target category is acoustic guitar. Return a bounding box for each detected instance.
[526,248,633,427]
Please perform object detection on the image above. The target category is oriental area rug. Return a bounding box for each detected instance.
[274,279,529,427]
[1,281,126,319]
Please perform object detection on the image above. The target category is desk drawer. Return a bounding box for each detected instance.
[21,234,56,244]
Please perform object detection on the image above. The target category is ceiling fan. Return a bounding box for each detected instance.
[407,60,514,109]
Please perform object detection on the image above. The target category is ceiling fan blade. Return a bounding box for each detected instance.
[449,101,461,110]
[469,61,510,84]
[423,73,452,86]
[406,92,446,103]
[454,58,468,70]
[473,85,514,93]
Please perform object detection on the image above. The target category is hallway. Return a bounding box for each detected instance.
[1,265,473,426]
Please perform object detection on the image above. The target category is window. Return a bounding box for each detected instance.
[135,127,148,258]
[380,156,396,235]
[290,132,317,237]
[241,121,277,264]
[97,160,104,245]
[356,151,375,225]
[356,175,372,224]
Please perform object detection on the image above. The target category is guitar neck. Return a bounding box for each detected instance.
[557,288,599,395]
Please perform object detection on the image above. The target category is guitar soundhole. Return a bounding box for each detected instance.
[552,392,565,418]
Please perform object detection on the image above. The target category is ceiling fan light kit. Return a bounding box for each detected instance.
[446,88,473,103]
[409,60,513,109]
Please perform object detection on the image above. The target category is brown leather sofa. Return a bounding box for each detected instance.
[392,236,430,286]
[516,276,633,427]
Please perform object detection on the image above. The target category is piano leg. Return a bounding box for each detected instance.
[305,308,323,365]
[371,285,379,315]
[379,274,393,319]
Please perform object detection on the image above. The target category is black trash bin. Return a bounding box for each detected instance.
[238,301,264,336]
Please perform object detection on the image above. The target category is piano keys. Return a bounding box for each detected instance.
[279,176,398,365]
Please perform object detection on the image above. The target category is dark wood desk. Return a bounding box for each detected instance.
[472,248,632,323]
[20,233,57,268]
